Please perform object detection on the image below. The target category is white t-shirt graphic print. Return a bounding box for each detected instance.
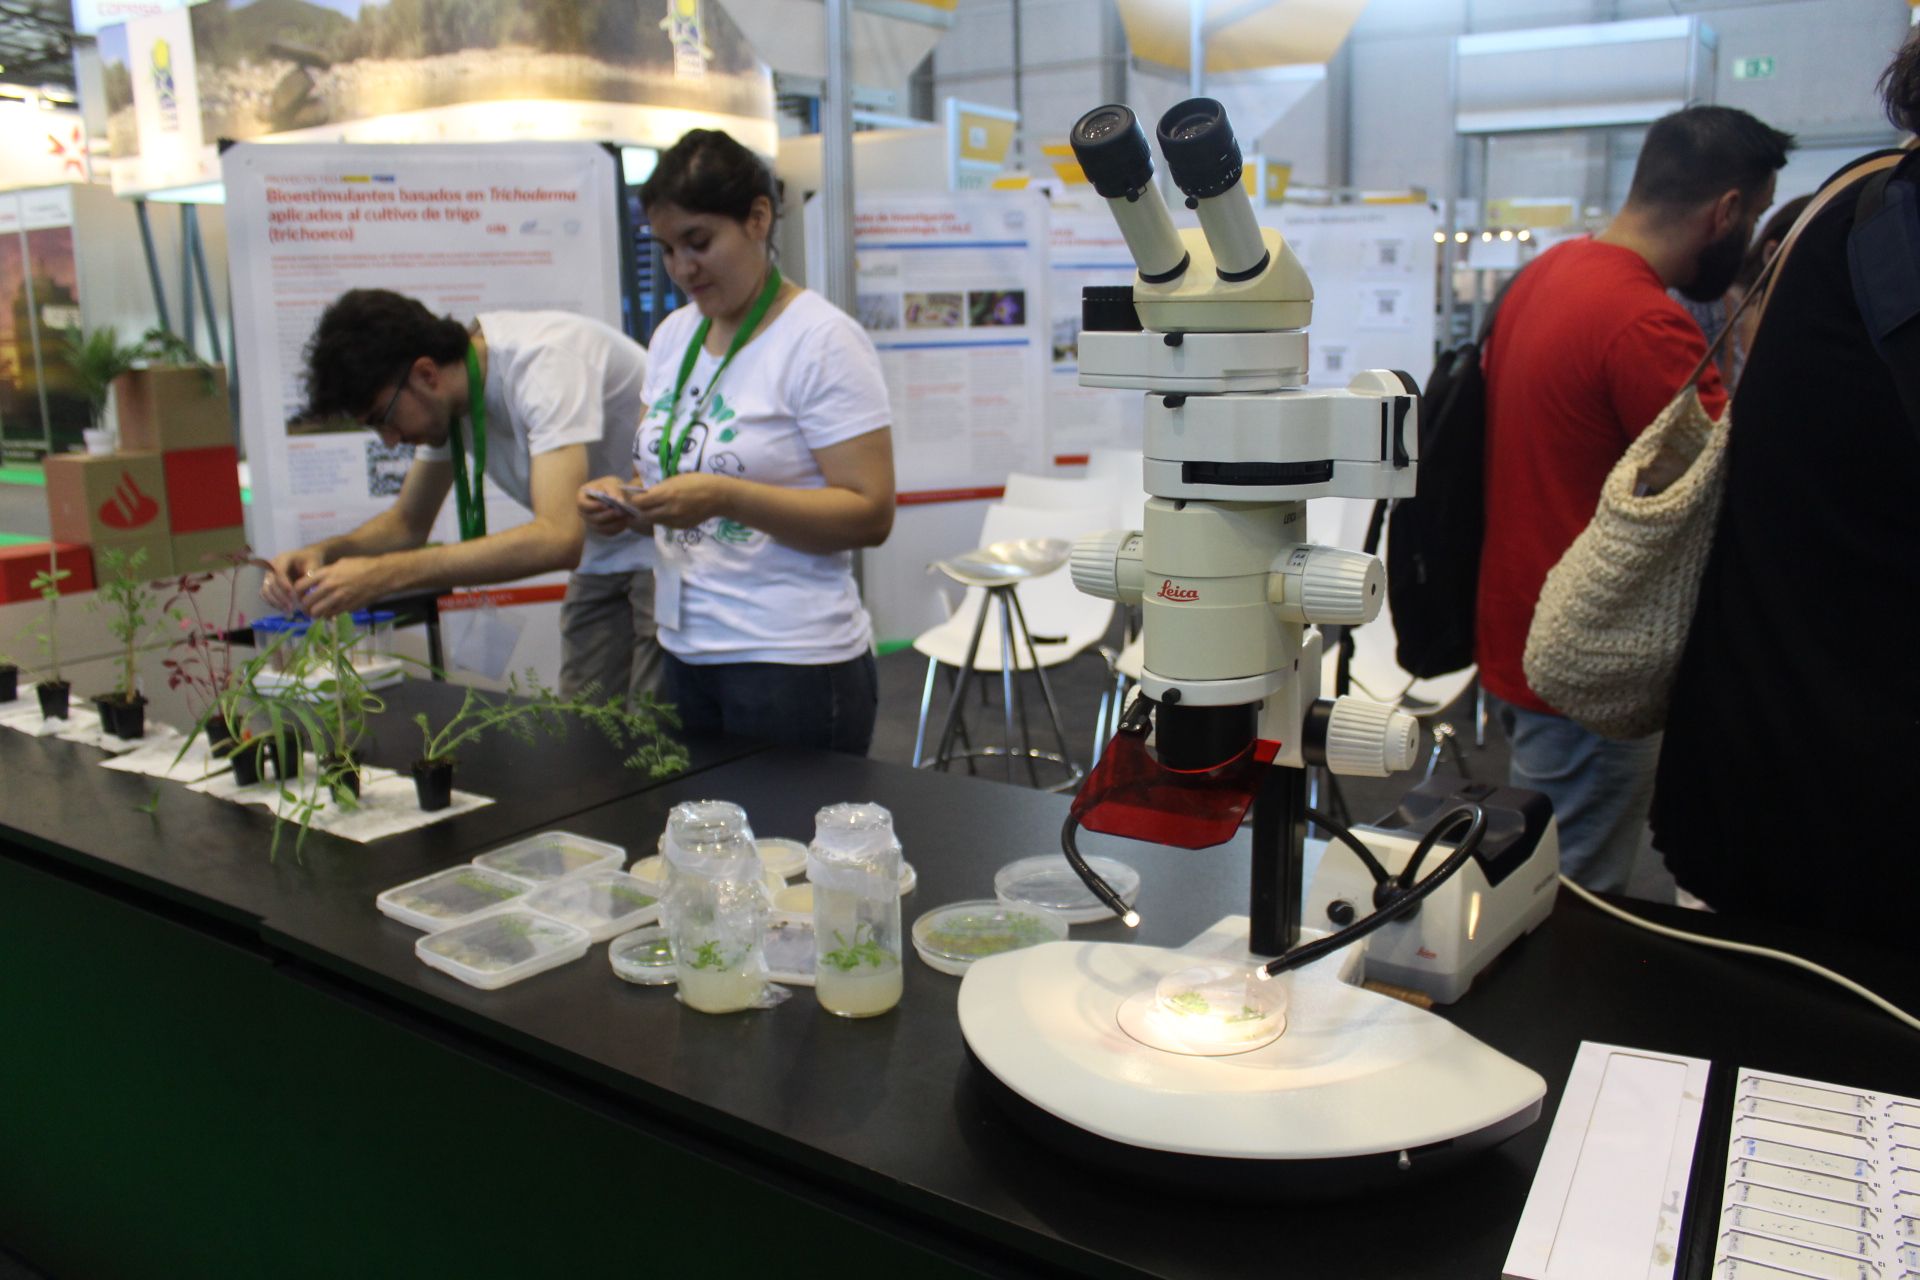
[636,290,891,665]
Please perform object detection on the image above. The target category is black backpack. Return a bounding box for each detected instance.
[1369,325,1493,679]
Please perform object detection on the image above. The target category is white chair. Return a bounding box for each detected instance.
[1085,448,1147,528]
[911,502,1116,789]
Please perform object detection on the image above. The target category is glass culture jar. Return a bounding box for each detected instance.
[660,800,770,1014]
[808,803,904,1018]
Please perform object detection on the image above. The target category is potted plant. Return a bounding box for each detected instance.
[410,674,687,812]
[90,546,175,740]
[25,561,73,719]
[0,644,17,703]
[161,550,269,747]
[64,325,147,452]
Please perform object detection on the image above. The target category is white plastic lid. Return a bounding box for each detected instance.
[993,854,1141,925]
[377,865,531,932]
[809,803,902,894]
[416,910,591,990]
[524,869,663,942]
[755,838,809,880]
[763,912,816,986]
[910,900,1068,976]
[473,831,624,885]
[609,925,676,985]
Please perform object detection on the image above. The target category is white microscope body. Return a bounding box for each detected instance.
[955,100,1553,1183]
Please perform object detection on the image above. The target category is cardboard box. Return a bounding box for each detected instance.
[0,542,95,605]
[90,531,176,583]
[161,445,244,533]
[116,365,234,452]
[171,526,249,574]
[45,452,172,548]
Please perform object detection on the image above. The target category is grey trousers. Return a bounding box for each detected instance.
[559,569,663,703]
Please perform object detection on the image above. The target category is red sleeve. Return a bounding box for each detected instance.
[1602,307,1729,441]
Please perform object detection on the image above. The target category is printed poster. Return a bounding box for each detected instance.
[222,140,623,559]
[811,190,1049,498]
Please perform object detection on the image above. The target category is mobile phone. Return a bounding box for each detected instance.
[586,488,643,521]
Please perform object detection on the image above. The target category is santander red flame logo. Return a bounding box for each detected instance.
[1155,579,1199,602]
[99,472,161,530]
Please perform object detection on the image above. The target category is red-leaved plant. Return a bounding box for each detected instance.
[160,550,274,731]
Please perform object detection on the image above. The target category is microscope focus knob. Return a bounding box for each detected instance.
[1070,529,1145,604]
[1297,548,1387,625]
[1323,698,1421,777]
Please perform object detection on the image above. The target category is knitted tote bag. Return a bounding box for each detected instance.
[1523,389,1728,739]
[1522,153,1898,740]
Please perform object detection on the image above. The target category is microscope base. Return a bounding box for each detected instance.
[957,916,1544,1192]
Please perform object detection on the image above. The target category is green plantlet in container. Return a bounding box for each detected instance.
[688,940,731,970]
[822,924,891,972]
[1164,991,1211,1017]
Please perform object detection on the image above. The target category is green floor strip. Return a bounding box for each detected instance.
[0,532,43,547]
[0,467,46,486]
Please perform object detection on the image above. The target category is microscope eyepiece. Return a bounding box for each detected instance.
[1071,104,1156,200]
[1156,98,1244,201]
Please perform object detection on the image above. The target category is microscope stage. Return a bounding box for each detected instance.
[957,917,1544,1166]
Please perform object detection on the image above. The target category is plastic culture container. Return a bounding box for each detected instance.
[661,800,771,1014]
[474,832,624,886]
[808,803,905,1018]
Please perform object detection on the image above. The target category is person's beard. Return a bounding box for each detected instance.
[1679,223,1748,302]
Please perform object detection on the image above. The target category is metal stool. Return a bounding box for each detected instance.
[916,538,1083,791]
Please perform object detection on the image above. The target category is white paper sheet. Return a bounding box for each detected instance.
[187,757,490,843]
[98,729,230,782]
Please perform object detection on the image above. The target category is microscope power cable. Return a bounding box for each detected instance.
[1555,876,1920,1035]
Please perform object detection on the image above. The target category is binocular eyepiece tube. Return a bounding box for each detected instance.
[1069,98,1270,286]
[1070,104,1190,284]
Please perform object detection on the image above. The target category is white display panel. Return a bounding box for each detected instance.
[222,140,623,562]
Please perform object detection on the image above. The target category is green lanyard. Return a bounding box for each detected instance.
[448,345,489,541]
[657,267,783,478]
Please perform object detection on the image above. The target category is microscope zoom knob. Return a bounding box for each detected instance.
[1323,698,1421,777]
[1070,529,1140,602]
[1299,549,1387,625]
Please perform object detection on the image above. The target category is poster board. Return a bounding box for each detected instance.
[808,190,1049,501]
[223,141,623,682]
[1273,202,1439,396]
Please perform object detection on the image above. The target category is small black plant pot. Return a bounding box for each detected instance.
[37,680,71,721]
[229,738,270,787]
[322,753,362,800]
[412,759,454,812]
[95,694,147,741]
[0,664,17,703]
[206,715,236,751]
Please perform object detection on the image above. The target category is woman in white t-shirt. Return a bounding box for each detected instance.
[578,128,896,754]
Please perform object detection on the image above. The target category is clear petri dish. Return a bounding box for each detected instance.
[416,910,590,990]
[755,838,809,880]
[911,899,1068,976]
[609,925,676,986]
[993,854,1140,925]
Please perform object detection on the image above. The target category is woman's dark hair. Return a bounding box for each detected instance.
[301,289,470,422]
[639,129,781,227]
[1734,194,1813,292]
[1882,27,1920,134]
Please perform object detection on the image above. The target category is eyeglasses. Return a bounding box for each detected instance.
[363,363,414,430]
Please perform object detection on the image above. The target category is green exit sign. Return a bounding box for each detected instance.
[1734,56,1776,80]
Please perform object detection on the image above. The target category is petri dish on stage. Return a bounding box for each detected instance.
[993,854,1140,925]
[377,864,531,932]
[416,910,590,990]
[911,900,1068,976]
[474,831,624,885]
[609,925,676,985]
[524,869,663,942]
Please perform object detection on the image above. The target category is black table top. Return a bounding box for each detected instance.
[8,702,1920,1279]
[0,681,760,934]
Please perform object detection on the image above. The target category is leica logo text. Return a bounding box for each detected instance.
[1155,580,1199,602]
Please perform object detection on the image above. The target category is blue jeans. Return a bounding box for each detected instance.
[662,652,878,756]
[1489,694,1660,894]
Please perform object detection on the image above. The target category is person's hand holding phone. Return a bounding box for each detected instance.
[577,476,648,532]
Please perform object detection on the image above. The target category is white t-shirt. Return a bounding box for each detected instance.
[417,310,651,574]
[635,290,891,665]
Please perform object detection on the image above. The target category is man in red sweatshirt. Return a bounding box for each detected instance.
[1478,105,1791,893]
